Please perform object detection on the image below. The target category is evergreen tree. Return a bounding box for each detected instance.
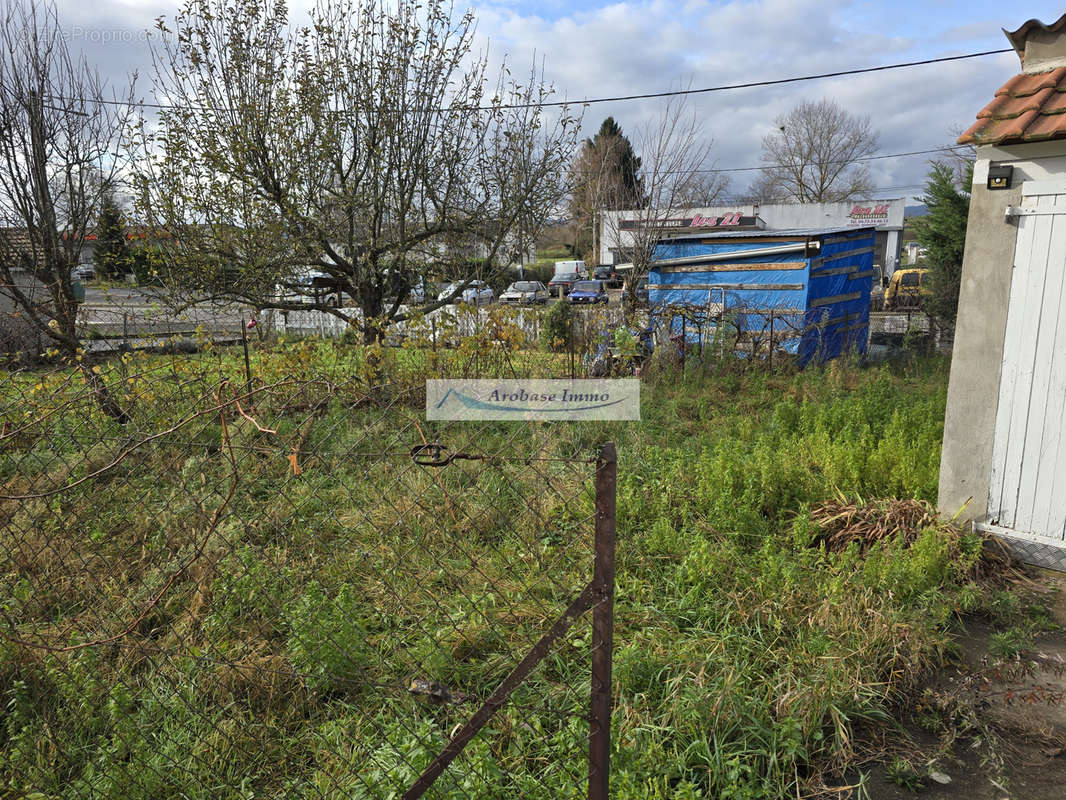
[93,196,131,279]
[912,160,972,325]
[568,117,645,261]
[586,117,644,207]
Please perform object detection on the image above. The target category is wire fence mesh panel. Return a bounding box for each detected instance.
[0,318,616,800]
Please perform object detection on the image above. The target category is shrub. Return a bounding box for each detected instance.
[0,312,43,364]
[285,581,370,695]
[539,299,573,351]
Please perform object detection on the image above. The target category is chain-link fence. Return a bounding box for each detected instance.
[0,308,618,800]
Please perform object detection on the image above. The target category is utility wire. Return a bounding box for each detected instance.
[570,145,971,177]
[551,49,1013,110]
[25,49,1012,113]
[700,146,969,174]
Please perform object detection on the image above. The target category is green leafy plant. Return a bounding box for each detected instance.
[912,160,972,326]
[885,757,923,792]
[285,582,370,695]
[540,299,574,352]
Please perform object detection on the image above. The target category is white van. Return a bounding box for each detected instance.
[553,260,586,279]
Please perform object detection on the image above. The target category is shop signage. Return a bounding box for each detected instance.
[847,203,891,225]
[619,212,758,231]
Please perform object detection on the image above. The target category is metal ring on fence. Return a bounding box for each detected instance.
[410,443,487,467]
[410,443,451,466]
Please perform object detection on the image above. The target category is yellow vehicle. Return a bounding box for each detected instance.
[884,268,929,310]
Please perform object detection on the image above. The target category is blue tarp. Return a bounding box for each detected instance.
[648,227,874,366]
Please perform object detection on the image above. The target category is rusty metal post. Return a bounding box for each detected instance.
[589,441,616,800]
[679,313,686,371]
[768,309,774,372]
[570,314,576,379]
[402,582,600,800]
[240,318,252,399]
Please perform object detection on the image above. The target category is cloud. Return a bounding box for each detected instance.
[473,0,1021,198]
[940,20,1010,43]
[43,0,1035,200]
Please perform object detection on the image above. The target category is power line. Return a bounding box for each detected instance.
[28,49,1011,113]
[715,183,927,201]
[708,145,969,174]
[570,144,970,177]
[550,49,1013,110]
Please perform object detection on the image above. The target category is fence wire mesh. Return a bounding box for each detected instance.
[0,307,618,800]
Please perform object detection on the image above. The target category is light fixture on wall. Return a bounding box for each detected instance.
[988,164,1013,190]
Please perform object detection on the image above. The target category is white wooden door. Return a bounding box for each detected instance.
[988,180,1066,554]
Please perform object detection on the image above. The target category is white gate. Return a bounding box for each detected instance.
[986,180,1066,568]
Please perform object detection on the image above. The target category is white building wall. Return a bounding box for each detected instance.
[600,199,905,273]
[939,138,1066,570]
[972,140,1066,186]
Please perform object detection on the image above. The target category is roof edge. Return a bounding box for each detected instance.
[1005,13,1066,57]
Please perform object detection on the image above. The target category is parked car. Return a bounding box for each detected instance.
[567,280,609,305]
[72,264,95,281]
[407,282,426,304]
[499,280,549,305]
[385,271,431,304]
[552,259,586,281]
[279,269,345,306]
[400,277,435,304]
[437,280,494,306]
[593,265,622,288]
[621,276,649,308]
[884,268,928,310]
[547,272,580,297]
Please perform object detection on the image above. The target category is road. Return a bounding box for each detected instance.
[75,282,627,349]
[78,285,249,338]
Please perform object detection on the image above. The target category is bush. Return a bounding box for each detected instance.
[540,299,573,351]
[129,246,165,286]
[912,160,971,326]
[518,262,555,284]
[0,312,43,364]
[284,581,370,695]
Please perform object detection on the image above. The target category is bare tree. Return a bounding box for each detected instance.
[0,0,135,421]
[750,99,878,203]
[943,126,977,186]
[672,172,731,208]
[599,93,722,276]
[137,0,579,342]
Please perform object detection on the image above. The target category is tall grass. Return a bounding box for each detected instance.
[0,345,973,799]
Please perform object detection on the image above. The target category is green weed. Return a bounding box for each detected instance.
[0,346,999,799]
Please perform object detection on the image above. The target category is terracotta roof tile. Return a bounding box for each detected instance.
[978,93,1020,119]
[1020,111,1066,140]
[997,68,1066,97]
[1043,91,1066,115]
[0,228,42,271]
[959,66,1066,145]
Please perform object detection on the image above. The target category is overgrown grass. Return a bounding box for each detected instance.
[0,343,983,799]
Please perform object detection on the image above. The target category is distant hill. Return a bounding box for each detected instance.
[905,204,929,218]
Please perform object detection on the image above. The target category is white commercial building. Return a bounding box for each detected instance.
[599,199,905,279]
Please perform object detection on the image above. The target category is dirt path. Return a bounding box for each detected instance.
[860,570,1066,799]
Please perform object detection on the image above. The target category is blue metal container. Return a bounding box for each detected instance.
[648,227,875,365]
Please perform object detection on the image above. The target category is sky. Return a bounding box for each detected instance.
[54,0,1066,203]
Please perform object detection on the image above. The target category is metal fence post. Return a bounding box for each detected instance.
[679,312,687,371]
[589,441,617,800]
[240,318,252,398]
[569,315,576,379]
[768,309,774,372]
